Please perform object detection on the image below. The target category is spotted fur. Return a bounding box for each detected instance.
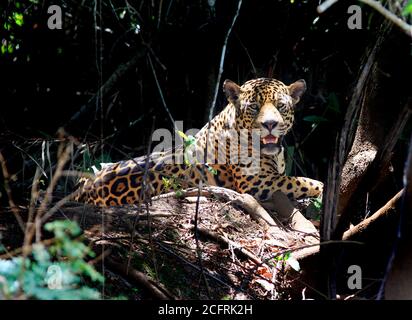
[75,78,323,207]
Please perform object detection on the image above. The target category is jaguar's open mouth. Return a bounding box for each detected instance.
[262,134,279,145]
[261,134,282,153]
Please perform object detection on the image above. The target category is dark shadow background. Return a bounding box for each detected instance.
[2,0,399,170]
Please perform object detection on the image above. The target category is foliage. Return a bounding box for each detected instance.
[273,251,300,272]
[305,197,323,221]
[326,92,341,114]
[402,0,412,16]
[177,130,197,167]
[0,220,103,300]
[303,115,328,123]
[177,130,218,176]
[81,146,112,173]
[311,197,323,211]
[1,1,37,56]
[162,176,183,197]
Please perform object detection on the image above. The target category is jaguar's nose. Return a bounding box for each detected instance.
[262,120,278,132]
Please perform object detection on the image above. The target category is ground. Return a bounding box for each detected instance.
[0,187,322,300]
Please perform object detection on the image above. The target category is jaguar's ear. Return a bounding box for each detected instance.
[223,79,241,104]
[288,79,306,104]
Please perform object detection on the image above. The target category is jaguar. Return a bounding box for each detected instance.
[75,77,323,207]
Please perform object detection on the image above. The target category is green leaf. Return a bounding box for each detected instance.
[327,92,340,113]
[312,197,323,210]
[162,177,170,189]
[183,157,192,167]
[0,220,103,300]
[402,2,412,16]
[45,220,82,238]
[283,251,291,260]
[32,244,51,265]
[185,135,196,147]
[13,13,24,27]
[176,130,189,141]
[177,131,196,147]
[303,115,328,123]
[94,153,112,170]
[207,167,218,175]
[71,260,104,283]
[0,259,20,275]
[175,189,184,198]
[82,148,92,170]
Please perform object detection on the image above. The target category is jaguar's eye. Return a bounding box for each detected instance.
[248,103,259,111]
[277,103,287,112]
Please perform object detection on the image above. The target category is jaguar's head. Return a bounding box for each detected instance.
[223,77,306,155]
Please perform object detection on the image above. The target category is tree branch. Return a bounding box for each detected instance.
[318,0,412,38]
[343,189,403,240]
[106,258,175,300]
[207,0,243,121]
[360,0,412,38]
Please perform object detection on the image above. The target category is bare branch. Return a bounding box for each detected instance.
[317,0,339,14]
[208,0,243,121]
[343,189,403,240]
[0,152,25,232]
[360,0,412,38]
[106,258,174,300]
[317,0,412,38]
